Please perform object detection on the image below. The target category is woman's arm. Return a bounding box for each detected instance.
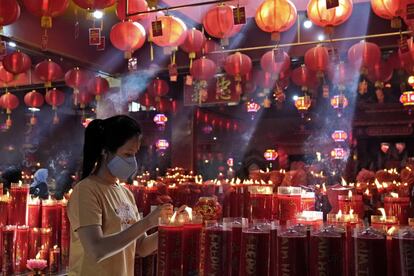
[136,232,158,257]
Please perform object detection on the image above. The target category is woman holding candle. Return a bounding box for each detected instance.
[67,116,174,276]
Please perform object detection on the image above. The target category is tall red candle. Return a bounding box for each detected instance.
[182,215,202,276]
[144,184,158,216]
[301,192,315,211]
[28,228,41,259]
[0,194,10,226]
[277,187,302,224]
[40,228,52,252]
[353,228,387,275]
[224,217,248,276]
[327,186,351,214]
[248,185,273,220]
[60,198,70,269]
[49,245,61,273]
[41,198,61,247]
[1,225,16,275]
[338,191,364,219]
[371,213,398,231]
[310,228,345,276]
[239,224,271,276]
[14,225,29,274]
[392,228,414,275]
[27,197,41,228]
[8,182,29,226]
[384,194,410,225]
[203,222,232,276]
[157,216,183,276]
[269,220,279,276]
[277,227,309,276]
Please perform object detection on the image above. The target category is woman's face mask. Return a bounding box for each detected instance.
[107,155,137,181]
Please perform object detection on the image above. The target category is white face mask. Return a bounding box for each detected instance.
[107,155,137,181]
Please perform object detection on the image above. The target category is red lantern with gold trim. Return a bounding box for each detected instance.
[371,0,404,28]
[307,0,353,34]
[116,0,148,21]
[1,92,19,128]
[291,64,318,91]
[180,28,206,67]
[65,67,90,92]
[45,88,65,124]
[34,59,63,88]
[23,0,69,29]
[304,45,330,76]
[347,41,381,74]
[147,78,169,99]
[224,52,252,94]
[72,0,115,10]
[74,90,93,109]
[139,92,154,108]
[0,0,20,30]
[150,15,187,48]
[260,49,291,75]
[88,76,110,101]
[24,90,44,125]
[0,64,15,86]
[255,0,297,41]
[2,51,31,74]
[190,57,217,81]
[110,21,146,59]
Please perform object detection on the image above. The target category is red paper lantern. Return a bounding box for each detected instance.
[150,15,187,48]
[147,78,169,98]
[34,59,63,87]
[224,52,252,81]
[367,60,393,85]
[260,49,291,75]
[88,76,109,100]
[45,88,65,108]
[0,0,20,29]
[24,90,44,108]
[153,113,168,126]
[347,41,381,73]
[139,92,154,108]
[180,28,206,65]
[400,91,414,106]
[22,0,69,29]
[155,98,174,113]
[190,57,217,81]
[255,0,297,41]
[331,147,346,159]
[371,0,404,28]
[203,5,240,44]
[155,139,169,151]
[0,64,15,85]
[330,94,349,109]
[291,65,318,91]
[72,0,115,10]
[74,90,93,108]
[64,67,90,91]
[1,92,19,112]
[304,45,330,75]
[110,21,146,59]
[327,61,356,86]
[115,0,148,21]
[307,0,353,33]
[2,51,31,74]
[264,149,278,161]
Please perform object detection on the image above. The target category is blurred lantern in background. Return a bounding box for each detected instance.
[180,28,206,68]
[2,50,31,74]
[88,76,110,101]
[347,41,381,75]
[304,45,330,77]
[0,92,19,128]
[400,75,414,114]
[331,147,346,159]
[294,95,311,118]
[370,0,404,28]
[153,113,168,131]
[156,139,169,155]
[224,52,252,93]
[110,21,146,59]
[331,130,348,143]
[34,59,63,88]
[45,88,65,124]
[0,0,20,31]
[246,100,261,120]
[24,90,44,125]
[307,0,353,34]
[264,149,278,161]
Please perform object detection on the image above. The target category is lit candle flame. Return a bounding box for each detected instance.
[35,252,41,260]
[349,209,354,219]
[348,190,352,198]
[341,178,347,186]
[364,188,370,195]
[336,210,343,220]
[390,192,399,198]
[236,178,241,184]
[53,245,58,250]
[185,207,193,221]
[169,211,178,223]
[375,179,382,189]
[378,208,387,221]
[387,226,396,235]
[322,183,327,193]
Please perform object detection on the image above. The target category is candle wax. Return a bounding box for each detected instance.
[157,224,183,275]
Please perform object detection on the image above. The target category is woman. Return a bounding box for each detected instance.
[67,115,172,276]
[30,168,49,199]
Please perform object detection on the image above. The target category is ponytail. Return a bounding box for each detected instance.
[82,119,105,179]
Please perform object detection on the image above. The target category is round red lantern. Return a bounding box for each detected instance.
[291,64,319,91]
[0,0,20,29]
[65,67,90,91]
[327,61,355,87]
[304,45,330,76]
[34,59,63,87]
[0,64,15,85]
[110,21,146,59]
[190,57,217,81]
[24,90,44,108]
[255,0,297,41]
[116,0,148,21]
[371,0,404,28]
[74,90,93,108]
[139,92,154,108]
[22,0,69,29]
[2,51,31,75]
[150,15,187,48]
[147,78,169,98]
[203,4,240,45]
[180,28,206,66]
[224,52,252,81]
[331,130,348,142]
[45,88,65,108]
[72,0,115,10]
[307,0,353,33]
[260,49,291,75]
[1,92,19,112]
[347,41,381,73]
[88,76,109,100]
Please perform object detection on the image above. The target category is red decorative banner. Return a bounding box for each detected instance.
[184,76,240,106]
[233,7,246,25]
[326,0,339,9]
[407,3,414,20]
[89,28,101,45]
[96,36,105,51]
[152,21,163,37]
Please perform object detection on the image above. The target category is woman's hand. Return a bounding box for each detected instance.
[145,204,173,228]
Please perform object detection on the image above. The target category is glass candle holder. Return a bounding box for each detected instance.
[384,195,410,225]
[338,193,364,219]
[277,186,302,224]
[247,185,273,221]
[223,217,248,276]
[391,227,414,276]
[301,191,316,211]
[371,215,398,231]
[8,182,29,226]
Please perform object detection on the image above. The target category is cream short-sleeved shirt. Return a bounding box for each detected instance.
[67,176,139,276]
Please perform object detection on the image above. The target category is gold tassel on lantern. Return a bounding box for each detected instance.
[53,111,59,125]
[41,16,52,29]
[6,115,12,129]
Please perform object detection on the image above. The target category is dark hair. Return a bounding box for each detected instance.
[82,115,142,179]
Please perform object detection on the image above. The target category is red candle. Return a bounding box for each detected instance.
[0,183,3,195]
[0,194,10,226]
[167,184,179,207]
[277,187,302,224]
[310,227,345,276]
[353,228,387,275]
[1,225,16,275]
[182,215,202,276]
[277,227,309,276]
[144,183,158,216]
[301,192,315,211]
[27,197,41,228]
[239,224,271,276]
[371,212,398,231]
[224,217,248,276]
[8,182,29,226]
[384,193,410,225]
[15,225,29,274]
[203,221,232,276]
[40,228,52,252]
[157,216,183,275]
[248,185,273,220]
[49,245,61,273]
[28,228,41,259]
[327,186,351,214]
[41,198,61,247]
[338,191,364,219]
[392,228,414,275]
[60,198,70,269]
[269,221,279,276]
